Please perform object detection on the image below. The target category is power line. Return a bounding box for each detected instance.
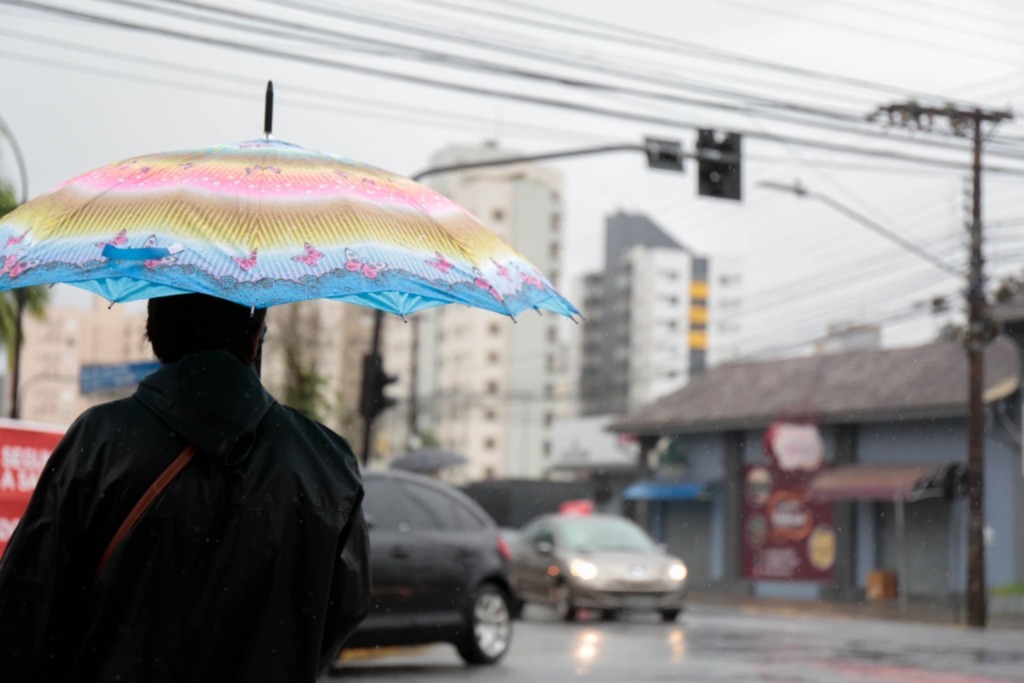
[0,30,619,147]
[821,0,1024,48]
[712,0,1022,67]
[476,0,1000,106]
[9,0,1024,175]
[105,0,1024,161]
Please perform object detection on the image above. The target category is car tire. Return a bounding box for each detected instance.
[600,609,619,621]
[552,582,577,622]
[660,608,682,622]
[456,583,513,665]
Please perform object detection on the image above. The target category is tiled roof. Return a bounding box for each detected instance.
[609,337,1020,435]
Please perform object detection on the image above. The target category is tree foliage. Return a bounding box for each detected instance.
[276,302,329,421]
[0,183,50,414]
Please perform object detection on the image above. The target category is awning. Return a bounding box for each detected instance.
[621,481,713,501]
[806,463,960,503]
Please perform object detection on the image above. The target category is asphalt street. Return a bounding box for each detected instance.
[323,604,1024,682]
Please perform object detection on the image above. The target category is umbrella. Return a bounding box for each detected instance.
[390,448,468,473]
[0,94,578,320]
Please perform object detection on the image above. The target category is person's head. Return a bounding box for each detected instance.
[146,293,267,365]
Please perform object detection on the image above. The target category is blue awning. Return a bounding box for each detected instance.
[621,481,712,501]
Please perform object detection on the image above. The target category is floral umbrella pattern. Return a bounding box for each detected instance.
[0,139,578,318]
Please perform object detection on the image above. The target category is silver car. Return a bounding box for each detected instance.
[508,513,688,622]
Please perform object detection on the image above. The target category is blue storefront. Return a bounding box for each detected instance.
[610,336,1024,604]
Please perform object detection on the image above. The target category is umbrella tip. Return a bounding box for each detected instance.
[264,80,274,140]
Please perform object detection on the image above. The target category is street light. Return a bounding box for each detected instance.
[758,180,962,278]
[359,136,690,465]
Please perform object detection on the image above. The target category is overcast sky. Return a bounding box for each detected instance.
[3,0,1024,358]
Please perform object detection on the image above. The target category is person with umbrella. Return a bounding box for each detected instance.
[0,292,371,680]
[0,90,578,679]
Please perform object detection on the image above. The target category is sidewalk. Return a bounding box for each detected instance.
[687,591,1024,630]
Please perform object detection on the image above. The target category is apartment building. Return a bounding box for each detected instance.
[578,212,742,417]
[382,141,565,480]
[12,293,151,425]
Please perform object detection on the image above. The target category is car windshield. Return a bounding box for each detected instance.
[558,516,657,553]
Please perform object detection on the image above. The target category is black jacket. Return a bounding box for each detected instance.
[0,350,370,682]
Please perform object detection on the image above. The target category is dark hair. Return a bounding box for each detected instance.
[146,293,267,364]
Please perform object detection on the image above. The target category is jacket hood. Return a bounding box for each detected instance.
[134,350,276,460]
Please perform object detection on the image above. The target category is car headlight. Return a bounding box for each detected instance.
[667,562,688,582]
[569,558,599,581]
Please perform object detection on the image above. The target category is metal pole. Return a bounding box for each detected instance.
[9,292,25,419]
[965,111,987,628]
[0,112,29,205]
[361,309,384,466]
[407,316,419,444]
[895,497,908,611]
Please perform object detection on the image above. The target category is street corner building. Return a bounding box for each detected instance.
[608,328,1024,608]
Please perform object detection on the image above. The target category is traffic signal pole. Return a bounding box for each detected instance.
[360,309,386,466]
[356,136,692,462]
[358,134,734,464]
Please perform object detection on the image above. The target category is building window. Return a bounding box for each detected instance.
[484,437,496,450]
[487,381,500,394]
[485,409,497,420]
[492,208,505,222]
[489,322,501,335]
[542,440,551,457]
[488,351,500,363]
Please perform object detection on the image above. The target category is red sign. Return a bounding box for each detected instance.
[741,421,835,581]
[0,420,65,557]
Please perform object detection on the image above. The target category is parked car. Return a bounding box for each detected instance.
[334,469,514,669]
[508,513,688,622]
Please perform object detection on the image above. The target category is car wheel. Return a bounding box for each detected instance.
[456,583,513,665]
[660,609,682,622]
[552,582,577,622]
[600,609,619,621]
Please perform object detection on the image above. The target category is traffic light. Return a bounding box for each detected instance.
[696,130,742,201]
[359,352,397,420]
[644,137,684,172]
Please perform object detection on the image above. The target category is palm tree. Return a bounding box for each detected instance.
[0,183,50,418]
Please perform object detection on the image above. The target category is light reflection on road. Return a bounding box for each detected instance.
[667,627,686,663]
[573,629,602,675]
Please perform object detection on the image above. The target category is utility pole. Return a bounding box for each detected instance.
[871,102,1012,628]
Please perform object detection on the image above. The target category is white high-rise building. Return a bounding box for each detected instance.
[382,141,565,480]
[577,212,742,416]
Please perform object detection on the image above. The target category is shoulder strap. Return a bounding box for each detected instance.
[93,445,198,582]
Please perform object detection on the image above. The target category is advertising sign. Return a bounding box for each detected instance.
[741,421,835,581]
[0,420,65,557]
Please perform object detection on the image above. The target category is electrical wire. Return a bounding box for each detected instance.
[710,0,1021,67]
[0,30,619,147]
[105,0,1024,161]
[8,0,1024,175]
[475,0,1003,106]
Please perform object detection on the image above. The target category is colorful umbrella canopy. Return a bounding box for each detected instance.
[0,139,578,319]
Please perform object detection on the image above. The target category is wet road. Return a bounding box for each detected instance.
[322,604,1024,682]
